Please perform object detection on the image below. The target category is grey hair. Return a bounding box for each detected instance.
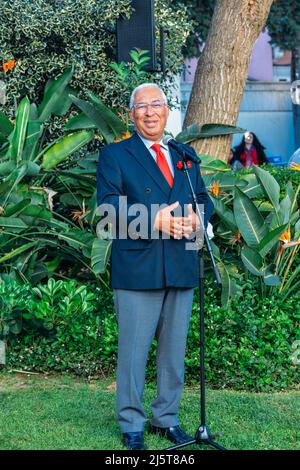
[129,83,168,109]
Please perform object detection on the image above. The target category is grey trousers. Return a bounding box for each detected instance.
[113,287,194,433]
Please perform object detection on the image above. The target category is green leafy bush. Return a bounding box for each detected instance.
[3,278,300,391]
[206,165,300,304]
[269,166,300,198]
[4,278,115,376]
[0,68,115,284]
[186,279,300,391]
[0,0,192,120]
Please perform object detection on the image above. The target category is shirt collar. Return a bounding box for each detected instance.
[136,132,168,151]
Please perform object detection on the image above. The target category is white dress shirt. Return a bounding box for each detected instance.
[137,133,174,177]
[136,133,214,238]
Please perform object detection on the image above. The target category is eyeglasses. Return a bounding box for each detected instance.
[132,100,166,112]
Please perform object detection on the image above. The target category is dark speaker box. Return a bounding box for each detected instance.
[116,0,156,72]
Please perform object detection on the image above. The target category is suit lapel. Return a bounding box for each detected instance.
[125,133,171,196]
[168,146,185,203]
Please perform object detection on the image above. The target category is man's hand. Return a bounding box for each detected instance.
[154,202,200,239]
[187,203,201,232]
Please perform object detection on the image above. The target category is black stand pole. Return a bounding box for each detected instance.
[165,150,226,451]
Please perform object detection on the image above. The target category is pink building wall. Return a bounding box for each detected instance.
[248,30,273,81]
[183,30,273,83]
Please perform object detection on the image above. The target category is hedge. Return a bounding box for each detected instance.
[2,278,300,392]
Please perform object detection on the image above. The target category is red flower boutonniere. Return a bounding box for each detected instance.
[176,160,192,170]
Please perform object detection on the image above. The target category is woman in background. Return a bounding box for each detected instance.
[230,131,268,167]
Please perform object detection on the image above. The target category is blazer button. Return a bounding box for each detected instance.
[146,188,151,193]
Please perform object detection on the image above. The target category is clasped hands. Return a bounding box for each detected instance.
[154,201,201,239]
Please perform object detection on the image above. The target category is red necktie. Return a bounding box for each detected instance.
[151,144,173,188]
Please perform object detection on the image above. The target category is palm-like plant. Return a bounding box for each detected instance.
[0,68,113,284]
[210,165,300,301]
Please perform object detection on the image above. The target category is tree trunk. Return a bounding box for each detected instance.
[184,0,274,161]
[292,30,300,149]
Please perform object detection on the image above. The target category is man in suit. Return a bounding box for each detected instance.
[97,83,214,450]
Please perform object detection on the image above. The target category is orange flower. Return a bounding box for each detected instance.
[279,226,291,244]
[291,163,300,171]
[122,131,131,139]
[71,201,90,225]
[114,131,132,143]
[211,181,220,197]
[2,58,15,73]
[231,229,242,246]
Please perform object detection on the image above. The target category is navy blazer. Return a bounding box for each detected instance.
[96,132,214,290]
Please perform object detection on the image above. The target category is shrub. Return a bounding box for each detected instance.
[269,166,300,196]
[0,0,192,120]
[207,165,300,304]
[3,278,300,391]
[186,280,300,391]
[3,278,115,376]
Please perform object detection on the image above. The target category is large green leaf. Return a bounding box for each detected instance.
[23,120,43,161]
[0,181,14,196]
[58,229,95,250]
[38,68,73,122]
[234,186,267,248]
[241,246,263,276]
[58,170,95,184]
[29,103,38,120]
[1,159,40,179]
[278,194,291,225]
[176,123,246,144]
[5,199,32,217]
[255,201,274,213]
[91,238,112,274]
[41,130,94,170]
[262,266,281,286]
[217,261,238,307]
[45,256,62,273]
[210,196,238,233]
[242,174,264,199]
[28,260,49,284]
[4,162,33,183]
[204,173,247,191]
[0,241,37,263]
[24,161,41,176]
[10,96,30,164]
[88,92,126,137]
[252,166,280,212]
[258,224,288,257]
[295,219,300,237]
[0,111,14,137]
[198,156,229,172]
[0,216,28,231]
[21,206,53,221]
[69,95,115,143]
[0,161,16,176]
[65,112,96,131]
[290,184,300,216]
[2,164,31,208]
[44,77,77,116]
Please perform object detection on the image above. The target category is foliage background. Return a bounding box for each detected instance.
[3,278,300,392]
[172,0,300,58]
[0,0,192,118]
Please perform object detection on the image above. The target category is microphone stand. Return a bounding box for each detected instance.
[165,148,226,451]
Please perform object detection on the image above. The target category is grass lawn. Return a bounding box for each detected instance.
[0,372,299,450]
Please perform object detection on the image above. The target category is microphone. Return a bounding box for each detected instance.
[163,135,200,164]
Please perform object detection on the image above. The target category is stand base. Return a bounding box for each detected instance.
[165,425,226,451]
